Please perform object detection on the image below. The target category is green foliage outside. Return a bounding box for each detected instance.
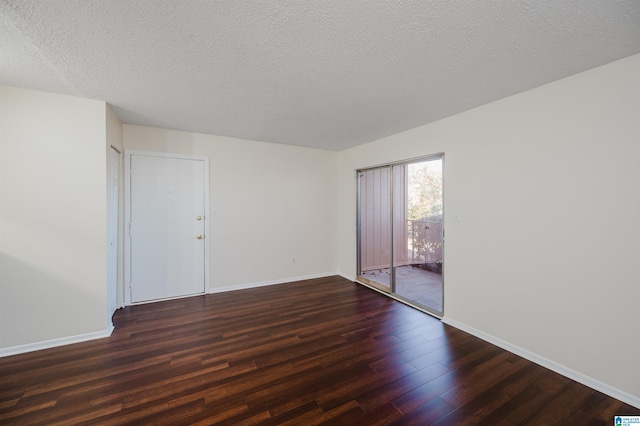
[407,160,443,222]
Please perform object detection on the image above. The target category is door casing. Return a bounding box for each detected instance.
[107,146,120,324]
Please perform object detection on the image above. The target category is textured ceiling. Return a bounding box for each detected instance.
[2,1,640,150]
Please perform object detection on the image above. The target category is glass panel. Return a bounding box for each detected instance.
[392,157,443,314]
[357,167,391,292]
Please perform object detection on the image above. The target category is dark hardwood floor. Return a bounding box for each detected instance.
[1,276,638,425]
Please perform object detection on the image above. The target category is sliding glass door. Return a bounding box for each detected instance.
[357,155,444,316]
[392,158,443,313]
[357,166,392,293]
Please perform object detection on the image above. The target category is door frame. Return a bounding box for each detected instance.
[356,153,445,317]
[124,150,210,306]
[107,146,121,327]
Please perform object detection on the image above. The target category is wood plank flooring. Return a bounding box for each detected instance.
[1,276,638,425]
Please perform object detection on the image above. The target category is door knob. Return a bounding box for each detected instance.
[196,235,203,240]
[196,216,202,221]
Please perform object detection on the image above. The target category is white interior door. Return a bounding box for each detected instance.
[107,147,120,322]
[129,153,207,303]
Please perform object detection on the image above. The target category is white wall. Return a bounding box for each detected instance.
[123,125,338,290]
[336,53,640,404]
[0,86,109,351]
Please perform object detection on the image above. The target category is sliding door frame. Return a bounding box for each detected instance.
[356,153,445,317]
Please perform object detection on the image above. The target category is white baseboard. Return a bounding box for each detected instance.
[208,271,342,294]
[441,317,640,409]
[0,327,114,358]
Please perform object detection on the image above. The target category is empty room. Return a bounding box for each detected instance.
[1,1,640,424]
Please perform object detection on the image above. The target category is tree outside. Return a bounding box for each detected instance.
[408,159,443,222]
